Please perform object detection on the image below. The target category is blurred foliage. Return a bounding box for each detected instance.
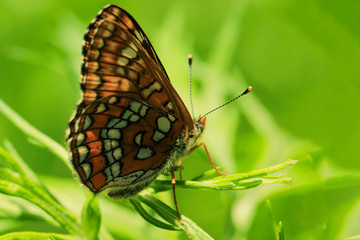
[0,0,359,239]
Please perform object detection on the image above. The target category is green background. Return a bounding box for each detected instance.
[1,0,360,239]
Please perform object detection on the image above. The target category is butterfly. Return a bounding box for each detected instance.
[66,4,213,202]
[66,5,255,221]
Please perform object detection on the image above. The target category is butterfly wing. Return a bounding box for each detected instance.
[80,5,193,128]
[82,4,168,81]
[68,95,183,195]
[67,5,194,196]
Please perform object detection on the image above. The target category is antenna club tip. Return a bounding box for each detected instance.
[242,85,253,95]
[188,54,193,65]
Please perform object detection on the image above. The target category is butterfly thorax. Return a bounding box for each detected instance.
[170,116,206,162]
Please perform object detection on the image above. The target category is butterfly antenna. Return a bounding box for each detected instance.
[199,86,253,120]
[188,54,196,121]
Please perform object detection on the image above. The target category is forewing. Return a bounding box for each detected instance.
[82,4,168,80]
[80,5,194,128]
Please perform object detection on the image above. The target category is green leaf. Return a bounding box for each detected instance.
[152,160,295,193]
[278,221,284,240]
[0,232,76,240]
[81,196,101,240]
[248,175,360,239]
[130,198,181,231]
[181,215,214,240]
[191,167,226,181]
[0,166,22,184]
[0,146,81,235]
[137,191,180,226]
[0,99,69,169]
[342,234,360,240]
[0,147,25,175]
[137,191,214,239]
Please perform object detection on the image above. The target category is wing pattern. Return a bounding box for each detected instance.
[67,5,195,197]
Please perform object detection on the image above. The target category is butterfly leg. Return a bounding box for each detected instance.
[171,167,183,224]
[190,141,227,175]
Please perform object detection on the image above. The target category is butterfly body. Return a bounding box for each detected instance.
[67,5,205,198]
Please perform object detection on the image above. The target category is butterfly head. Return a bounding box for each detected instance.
[194,115,206,133]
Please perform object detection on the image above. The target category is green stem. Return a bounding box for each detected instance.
[0,99,70,169]
[0,180,81,235]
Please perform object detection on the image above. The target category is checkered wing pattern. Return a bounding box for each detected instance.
[67,5,195,197]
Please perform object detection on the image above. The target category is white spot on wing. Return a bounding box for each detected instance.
[76,133,86,146]
[116,67,125,75]
[130,101,142,113]
[107,118,128,128]
[157,116,171,133]
[108,96,117,104]
[95,38,105,48]
[134,132,143,146]
[83,115,93,130]
[106,151,115,164]
[152,130,165,142]
[107,23,115,31]
[81,163,92,179]
[166,102,173,110]
[104,166,113,182]
[74,118,81,132]
[129,114,140,122]
[65,126,71,139]
[111,162,121,178]
[96,103,107,113]
[107,129,121,139]
[111,140,119,149]
[134,30,143,42]
[101,129,107,139]
[121,110,133,120]
[107,118,120,128]
[122,47,137,59]
[103,140,119,151]
[139,105,149,117]
[114,120,127,128]
[78,146,89,163]
[117,57,129,66]
[113,147,122,160]
[141,81,161,98]
[168,114,176,122]
[136,147,154,160]
[102,30,113,38]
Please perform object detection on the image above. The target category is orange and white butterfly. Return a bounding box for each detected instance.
[66,5,251,216]
[66,4,208,199]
